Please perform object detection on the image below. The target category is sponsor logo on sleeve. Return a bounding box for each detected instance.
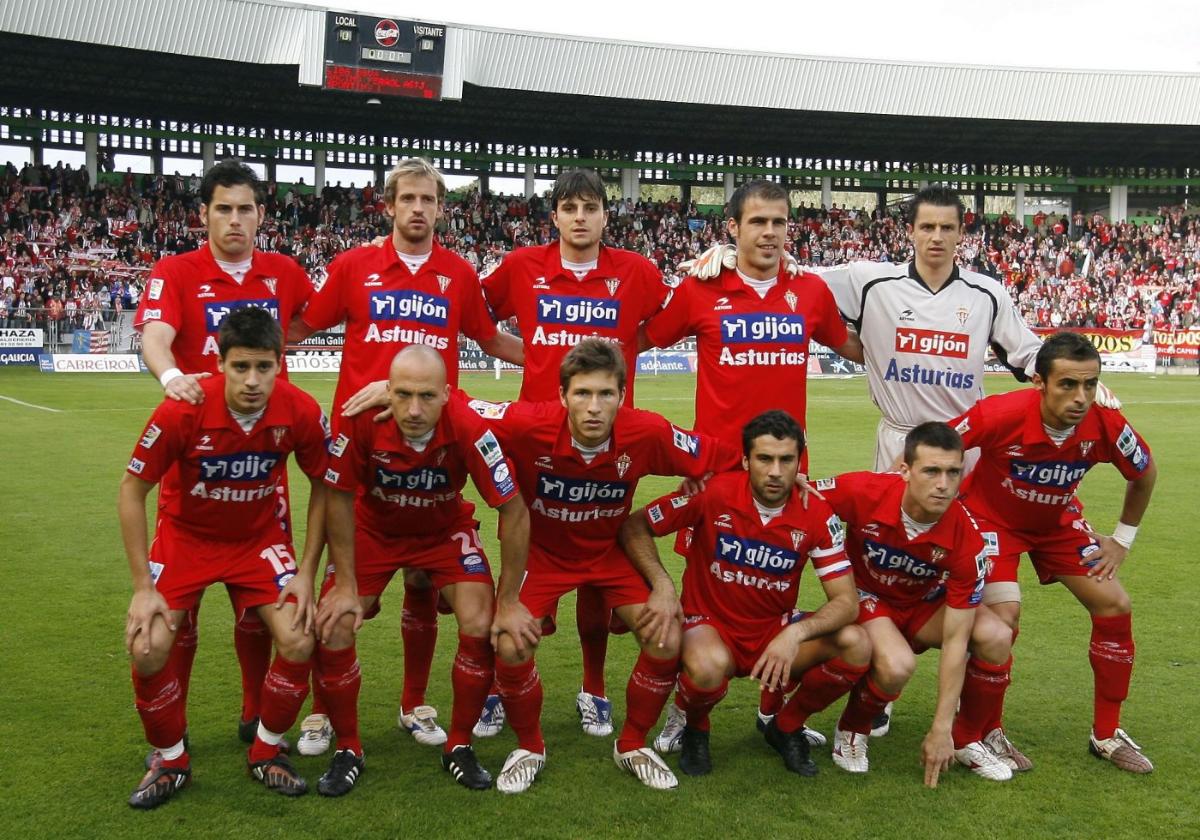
[1116,424,1138,457]
[128,457,146,474]
[670,495,691,509]
[467,398,511,419]
[648,504,665,524]
[954,416,970,433]
[815,477,837,491]
[142,308,162,320]
[671,426,700,457]
[147,277,163,300]
[139,424,162,449]
[324,468,340,483]
[491,461,515,496]
[329,433,350,457]
[826,514,845,544]
[475,430,504,466]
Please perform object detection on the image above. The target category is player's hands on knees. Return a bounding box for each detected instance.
[277,573,315,635]
[1082,531,1129,581]
[315,585,364,644]
[164,372,210,405]
[491,598,541,658]
[921,728,955,788]
[125,588,175,656]
[341,379,392,421]
[635,583,683,650]
[750,626,802,694]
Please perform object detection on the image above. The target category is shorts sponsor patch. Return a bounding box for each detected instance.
[148,561,164,583]
[460,552,488,575]
[671,426,699,457]
[128,457,146,474]
[139,424,162,449]
[467,398,511,419]
[329,433,350,457]
[648,504,664,524]
[147,277,164,300]
[475,430,504,466]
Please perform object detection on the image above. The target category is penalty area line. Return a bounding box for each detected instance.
[0,394,62,412]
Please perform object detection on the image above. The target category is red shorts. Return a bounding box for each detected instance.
[321,522,492,618]
[683,610,808,677]
[976,510,1101,586]
[855,588,944,650]
[519,544,649,626]
[150,517,298,619]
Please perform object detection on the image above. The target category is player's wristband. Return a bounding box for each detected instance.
[159,367,184,388]
[1112,521,1138,550]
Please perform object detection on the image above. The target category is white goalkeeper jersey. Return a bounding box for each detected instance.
[817,261,1042,430]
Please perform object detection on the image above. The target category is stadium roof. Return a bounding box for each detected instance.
[4,0,1200,169]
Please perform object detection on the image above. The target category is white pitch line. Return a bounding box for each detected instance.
[0,394,62,412]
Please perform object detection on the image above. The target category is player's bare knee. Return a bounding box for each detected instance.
[971,619,1013,664]
[495,633,533,665]
[682,652,726,689]
[324,613,358,649]
[273,626,314,662]
[836,624,872,665]
[873,648,915,689]
[456,610,491,639]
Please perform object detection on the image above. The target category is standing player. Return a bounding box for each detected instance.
[122,308,329,808]
[309,345,535,795]
[292,157,523,753]
[819,423,1018,786]
[471,339,741,794]
[642,178,856,736]
[476,168,672,738]
[624,411,870,779]
[950,333,1157,772]
[133,159,316,750]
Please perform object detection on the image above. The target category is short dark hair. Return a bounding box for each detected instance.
[729,179,790,223]
[906,185,964,225]
[201,159,263,205]
[1035,331,1101,380]
[742,410,805,456]
[217,306,282,358]
[903,421,963,465]
[550,169,606,210]
[559,337,626,392]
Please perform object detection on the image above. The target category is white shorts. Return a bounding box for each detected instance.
[873,417,980,474]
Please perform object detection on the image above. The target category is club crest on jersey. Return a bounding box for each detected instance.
[437,274,452,294]
[784,290,798,312]
[956,305,969,326]
[1080,440,1094,457]
[263,277,277,295]
[791,529,806,550]
[604,278,620,296]
[272,427,287,446]
[435,447,446,465]
[930,547,947,563]
[615,452,631,478]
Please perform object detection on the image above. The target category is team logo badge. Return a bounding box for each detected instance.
[364,273,383,287]
[263,277,277,295]
[605,278,621,296]
[956,305,969,326]
[930,547,947,563]
[713,513,733,529]
[532,276,551,289]
[273,427,287,446]
[791,529,806,550]
[197,284,215,299]
[897,308,916,322]
[195,434,214,452]
[371,450,391,464]
[784,290,798,312]
[1080,440,1094,457]
[1006,445,1023,457]
[437,274,452,294]
[713,296,733,312]
[615,452,631,478]
[861,522,880,537]
[375,18,400,46]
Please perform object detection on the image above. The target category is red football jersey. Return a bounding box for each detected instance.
[126,376,330,541]
[480,242,669,403]
[643,265,847,445]
[301,240,497,409]
[644,471,850,635]
[818,471,985,610]
[323,391,520,539]
[952,388,1152,533]
[465,399,741,567]
[134,245,313,376]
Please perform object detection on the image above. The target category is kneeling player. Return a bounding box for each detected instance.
[312,345,534,794]
[121,307,329,808]
[821,423,1018,787]
[951,332,1157,773]
[624,410,869,778]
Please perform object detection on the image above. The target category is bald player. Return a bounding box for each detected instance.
[311,346,536,794]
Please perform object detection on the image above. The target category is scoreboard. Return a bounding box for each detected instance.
[323,12,447,100]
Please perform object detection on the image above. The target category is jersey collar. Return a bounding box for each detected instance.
[873,473,957,548]
[1020,387,1103,446]
[381,238,443,276]
[907,261,961,295]
[553,406,618,466]
[735,477,808,529]
[199,375,288,432]
[717,262,790,300]
[543,241,611,284]
[197,243,271,286]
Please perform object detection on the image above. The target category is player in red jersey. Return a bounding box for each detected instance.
[292,158,523,754]
[467,339,741,794]
[819,423,1017,787]
[132,160,316,752]
[641,178,857,731]
[950,332,1157,773]
[475,169,672,739]
[623,410,869,779]
[309,345,535,795]
[122,308,329,808]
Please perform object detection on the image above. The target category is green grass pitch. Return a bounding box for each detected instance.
[0,368,1196,839]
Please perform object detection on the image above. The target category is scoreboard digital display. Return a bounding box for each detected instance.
[324,12,446,100]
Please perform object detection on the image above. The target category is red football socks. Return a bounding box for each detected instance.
[250,654,312,762]
[777,657,869,734]
[1090,613,1134,740]
[132,664,186,750]
[400,585,439,712]
[233,612,272,723]
[952,656,1012,748]
[616,651,679,753]
[676,672,728,732]
[495,658,545,754]
[166,607,199,705]
[447,634,495,751]
[576,585,610,698]
[315,643,362,755]
[838,675,900,735]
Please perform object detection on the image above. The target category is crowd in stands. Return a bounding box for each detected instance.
[2,161,1198,336]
